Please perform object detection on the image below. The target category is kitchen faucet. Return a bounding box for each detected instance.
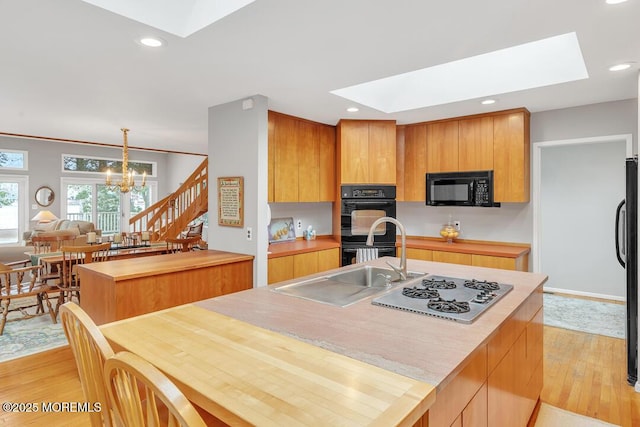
[366,217,407,281]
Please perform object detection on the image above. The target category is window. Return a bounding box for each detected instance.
[0,149,28,171]
[61,154,156,177]
[0,175,28,245]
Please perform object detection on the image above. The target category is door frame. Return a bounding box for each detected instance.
[532,134,633,288]
[0,174,29,245]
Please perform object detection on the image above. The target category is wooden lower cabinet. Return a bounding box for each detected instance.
[418,291,543,427]
[268,248,340,284]
[402,246,528,271]
[433,250,472,265]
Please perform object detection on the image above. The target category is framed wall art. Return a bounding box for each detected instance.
[217,176,244,227]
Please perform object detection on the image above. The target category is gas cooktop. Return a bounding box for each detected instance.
[371,275,513,324]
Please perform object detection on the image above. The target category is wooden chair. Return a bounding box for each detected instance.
[31,233,78,285]
[166,236,200,253]
[60,302,115,427]
[181,222,203,239]
[58,242,111,308]
[0,262,57,335]
[104,351,207,427]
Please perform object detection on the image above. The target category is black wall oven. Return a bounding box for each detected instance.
[341,185,397,265]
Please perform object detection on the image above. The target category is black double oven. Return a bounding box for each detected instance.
[340,185,397,266]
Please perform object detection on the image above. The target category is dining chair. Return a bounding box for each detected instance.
[166,236,200,253]
[104,351,207,427]
[58,242,111,308]
[60,302,116,427]
[0,262,57,335]
[31,233,78,285]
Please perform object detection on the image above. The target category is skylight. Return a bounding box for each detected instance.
[331,32,589,113]
[81,0,256,38]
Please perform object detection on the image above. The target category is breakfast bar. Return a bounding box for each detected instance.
[78,250,254,325]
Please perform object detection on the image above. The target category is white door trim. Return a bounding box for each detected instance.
[532,133,633,275]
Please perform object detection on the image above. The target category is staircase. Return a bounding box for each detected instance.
[129,158,208,241]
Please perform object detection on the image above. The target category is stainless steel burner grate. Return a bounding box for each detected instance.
[463,279,500,291]
[427,298,470,313]
[402,287,440,299]
[422,279,456,289]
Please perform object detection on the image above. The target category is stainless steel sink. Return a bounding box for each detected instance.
[271,265,427,307]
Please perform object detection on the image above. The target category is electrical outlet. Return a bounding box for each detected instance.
[296,220,302,230]
[454,221,461,231]
[246,227,252,241]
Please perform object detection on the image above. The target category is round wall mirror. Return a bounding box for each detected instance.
[35,186,55,207]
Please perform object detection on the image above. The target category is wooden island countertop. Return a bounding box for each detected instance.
[194,257,547,426]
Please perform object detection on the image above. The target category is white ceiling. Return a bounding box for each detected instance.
[0,0,638,154]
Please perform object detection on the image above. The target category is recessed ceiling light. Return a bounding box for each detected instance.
[139,37,164,48]
[481,99,496,105]
[346,107,359,112]
[330,32,588,113]
[609,63,632,71]
[606,0,628,4]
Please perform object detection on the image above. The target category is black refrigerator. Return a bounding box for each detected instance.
[615,156,638,386]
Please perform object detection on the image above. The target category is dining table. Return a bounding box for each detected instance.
[100,303,435,427]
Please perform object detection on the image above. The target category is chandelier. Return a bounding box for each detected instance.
[105,128,146,193]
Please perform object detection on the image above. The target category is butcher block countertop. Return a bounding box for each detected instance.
[196,258,546,391]
[101,304,435,426]
[404,237,530,258]
[268,237,340,258]
[80,249,254,281]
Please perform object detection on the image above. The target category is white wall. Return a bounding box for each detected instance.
[539,140,626,299]
[269,202,332,238]
[165,153,207,194]
[208,95,269,287]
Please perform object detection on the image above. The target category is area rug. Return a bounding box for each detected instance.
[543,293,625,339]
[0,307,67,363]
[534,403,620,426]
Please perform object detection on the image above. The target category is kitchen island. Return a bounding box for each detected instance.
[194,257,546,426]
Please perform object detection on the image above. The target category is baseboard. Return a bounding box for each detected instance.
[543,286,625,303]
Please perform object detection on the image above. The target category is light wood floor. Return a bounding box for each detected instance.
[1,326,639,426]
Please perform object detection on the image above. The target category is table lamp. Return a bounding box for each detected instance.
[31,210,58,225]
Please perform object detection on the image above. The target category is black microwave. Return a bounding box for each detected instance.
[426,170,500,207]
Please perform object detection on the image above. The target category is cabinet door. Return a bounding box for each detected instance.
[268,256,294,284]
[298,121,320,202]
[339,120,370,184]
[293,252,319,278]
[459,117,493,172]
[462,383,488,427]
[317,248,339,273]
[268,112,276,202]
[433,250,472,265]
[403,124,428,201]
[427,121,459,172]
[369,121,397,184]
[273,114,299,202]
[318,125,336,202]
[472,254,517,271]
[401,248,433,261]
[493,112,530,202]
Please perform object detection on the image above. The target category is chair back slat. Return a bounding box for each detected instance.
[104,351,207,427]
[59,242,111,306]
[60,302,115,427]
[32,233,77,253]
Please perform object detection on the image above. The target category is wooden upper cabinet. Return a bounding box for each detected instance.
[493,111,530,203]
[297,121,320,202]
[318,125,336,202]
[368,121,396,184]
[338,120,396,184]
[427,121,459,173]
[268,111,336,203]
[273,113,299,202]
[402,124,428,201]
[459,116,493,172]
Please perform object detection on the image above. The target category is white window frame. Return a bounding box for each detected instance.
[0,149,28,171]
[0,174,29,245]
[61,153,157,178]
[60,177,158,232]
